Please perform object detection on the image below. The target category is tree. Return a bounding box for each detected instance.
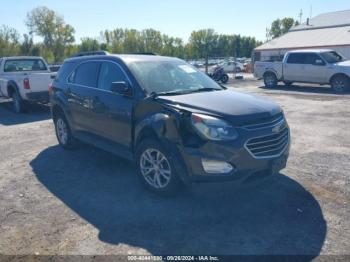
[26,6,75,62]
[189,29,218,73]
[79,37,100,52]
[267,17,300,39]
[0,25,20,57]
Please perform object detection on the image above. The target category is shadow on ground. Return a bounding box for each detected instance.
[0,101,50,125]
[259,84,350,95]
[30,145,326,256]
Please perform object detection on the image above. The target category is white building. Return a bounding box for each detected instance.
[254,10,350,62]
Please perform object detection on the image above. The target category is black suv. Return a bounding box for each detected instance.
[50,54,290,194]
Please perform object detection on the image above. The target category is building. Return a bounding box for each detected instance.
[253,10,350,62]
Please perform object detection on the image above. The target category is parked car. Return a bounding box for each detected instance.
[50,54,290,194]
[49,64,61,72]
[220,61,244,73]
[254,49,350,93]
[0,56,56,113]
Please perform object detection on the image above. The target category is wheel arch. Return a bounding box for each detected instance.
[263,70,278,79]
[7,80,19,98]
[329,73,350,84]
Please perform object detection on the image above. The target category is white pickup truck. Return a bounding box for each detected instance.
[0,56,56,113]
[254,49,350,93]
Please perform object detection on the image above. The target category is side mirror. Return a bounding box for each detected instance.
[314,59,325,66]
[110,81,132,97]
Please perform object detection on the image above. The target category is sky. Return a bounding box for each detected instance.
[0,0,349,43]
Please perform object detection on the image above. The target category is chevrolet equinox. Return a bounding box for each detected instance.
[50,54,290,194]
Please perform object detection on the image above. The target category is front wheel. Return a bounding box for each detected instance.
[264,72,278,88]
[136,139,182,195]
[331,75,349,93]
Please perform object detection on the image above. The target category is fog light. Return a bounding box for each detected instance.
[201,159,233,174]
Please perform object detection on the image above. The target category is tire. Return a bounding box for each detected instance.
[331,75,350,93]
[221,74,229,84]
[136,138,183,195]
[12,92,25,113]
[54,112,76,149]
[283,81,293,86]
[264,72,278,88]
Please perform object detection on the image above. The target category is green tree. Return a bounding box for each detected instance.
[26,6,75,62]
[79,37,100,52]
[0,25,20,57]
[268,17,300,39]
[189,29,218,73]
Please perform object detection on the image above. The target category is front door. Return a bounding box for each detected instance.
[89,61,134,151]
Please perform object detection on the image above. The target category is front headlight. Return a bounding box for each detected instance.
[191,113,238,141]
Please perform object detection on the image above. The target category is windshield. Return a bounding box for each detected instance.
[321,51,344,64]
[127,60,223,95]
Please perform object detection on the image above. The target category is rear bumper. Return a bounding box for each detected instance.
[25,91,49,103]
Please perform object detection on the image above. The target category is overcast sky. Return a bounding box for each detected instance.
[1,0,349,42]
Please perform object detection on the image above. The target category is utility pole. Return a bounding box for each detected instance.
[309,5,313,19]
[298,9,303,24]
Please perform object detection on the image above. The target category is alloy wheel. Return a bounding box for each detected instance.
[140,148,172,189]
[56,118,68,145]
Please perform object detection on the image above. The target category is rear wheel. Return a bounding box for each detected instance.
[221,74,229,84]
[136,139,182,195]
[12,92,25,113]
[331,75,349,93]
[54,112,76,149]
[264,72,278,88]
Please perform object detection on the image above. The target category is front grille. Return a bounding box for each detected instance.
[245,127,289,158]
[242,113,284,130]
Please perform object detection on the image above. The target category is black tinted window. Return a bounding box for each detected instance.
[74,62,100,87]
[304,53,324,65]
[4,59,47,72]
[287,53,305,64]
[98,62,127,91]
[57,62,75,82]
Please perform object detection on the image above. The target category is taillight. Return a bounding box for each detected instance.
[48,83,53,95]
[23,78,30,89]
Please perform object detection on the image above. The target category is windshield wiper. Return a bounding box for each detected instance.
[149,89,192,97]
[189,87,222,93]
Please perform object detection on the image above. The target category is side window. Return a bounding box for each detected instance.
[287,53,305,64]
[98,62,127,91]
[73,61,100,87]
[304,53,324,65]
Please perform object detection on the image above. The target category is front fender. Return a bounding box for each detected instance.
[134,112,192,185]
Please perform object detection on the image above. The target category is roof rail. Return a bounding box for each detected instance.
[128,52,158,56]
[70,50,109,58]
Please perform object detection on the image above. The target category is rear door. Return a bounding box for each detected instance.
[283,53,305,81]
[66,61,101,132]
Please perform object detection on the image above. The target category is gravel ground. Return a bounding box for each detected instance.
[0,76,349,259]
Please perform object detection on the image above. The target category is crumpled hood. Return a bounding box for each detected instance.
[158,90,282,124]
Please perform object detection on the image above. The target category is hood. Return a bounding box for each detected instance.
[158,90,281,124]
[335,60,350,67]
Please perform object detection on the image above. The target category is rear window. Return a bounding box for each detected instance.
[4,59,47,72]
[56,62,76,82]
[286,53,305,64]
